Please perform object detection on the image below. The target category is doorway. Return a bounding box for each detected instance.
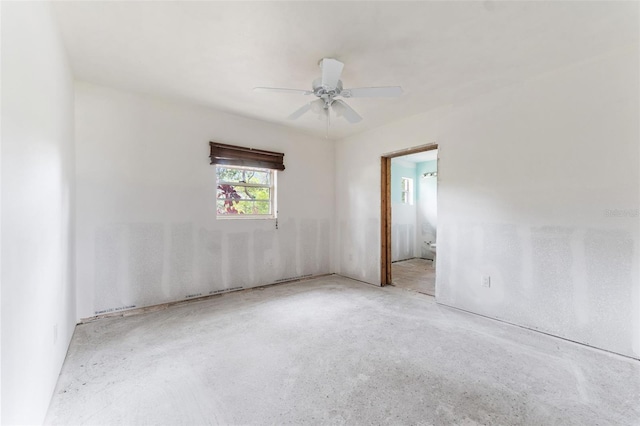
[381,144,438,295]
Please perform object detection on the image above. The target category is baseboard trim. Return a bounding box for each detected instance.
[436,301,640,362]
[79,273,335,324]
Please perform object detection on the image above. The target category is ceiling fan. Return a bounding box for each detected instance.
[254,58,403,128]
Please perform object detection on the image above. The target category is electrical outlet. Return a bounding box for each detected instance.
[482,275,491,288]
[53,324,58,345]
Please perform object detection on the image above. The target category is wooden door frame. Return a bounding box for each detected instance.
[380,143,438,286]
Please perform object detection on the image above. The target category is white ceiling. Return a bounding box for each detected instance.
[52,1,637,140]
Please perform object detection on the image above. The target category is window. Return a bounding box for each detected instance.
[216,165,276,218]
[209,141,284,219]
[401,177,413,205]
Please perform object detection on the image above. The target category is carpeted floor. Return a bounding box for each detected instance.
[46,275,640,425]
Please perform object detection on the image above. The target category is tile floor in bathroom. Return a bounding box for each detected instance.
[391,257,435,296]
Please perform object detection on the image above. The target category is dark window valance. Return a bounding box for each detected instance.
[209,142,285,171]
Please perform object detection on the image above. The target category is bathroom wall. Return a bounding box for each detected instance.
[75,82,334,320]
[416,160,438,258]
[1,2,76,423]
[390,159,417,261]
[335,44,639,359]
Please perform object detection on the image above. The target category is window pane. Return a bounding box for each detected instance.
[236,200,271,215]
[236,186,270,200]
[244,170,270,185]
[401,178,409,191]
[217,185,270,201]
[216,200,271,215]
[217,184,242,201]
[216,167,244,183]
[217,199,238,214]
[216,166,270,185]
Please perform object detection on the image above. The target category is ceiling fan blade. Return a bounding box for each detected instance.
[342,86,403,98]
[321,58,344,89]
[288,102,312,120]
[254,87,313,95]
[332,100,362,124]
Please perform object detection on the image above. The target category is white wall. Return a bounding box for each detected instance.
[1,2,76,424]
[335,45,639,359]
[335,107,445,284]
[390,159,417,261]
[75,82,334,319]
[416,160,438,258]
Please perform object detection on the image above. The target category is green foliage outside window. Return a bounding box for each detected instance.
[216,166,274,216]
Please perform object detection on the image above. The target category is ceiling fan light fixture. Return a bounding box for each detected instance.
[310,99,325,114]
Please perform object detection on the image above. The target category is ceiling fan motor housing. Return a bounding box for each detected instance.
[312,78,343,106]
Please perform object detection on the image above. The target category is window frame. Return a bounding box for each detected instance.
[215,165,277,220]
